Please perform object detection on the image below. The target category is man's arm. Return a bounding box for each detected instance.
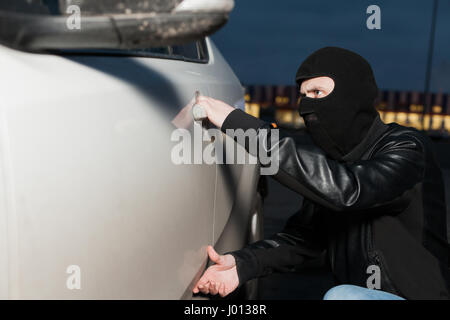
[221,109,426,213]
[229,200,327,286]
[193,199,328,296]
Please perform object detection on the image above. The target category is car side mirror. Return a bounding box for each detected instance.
[0,0,234,51]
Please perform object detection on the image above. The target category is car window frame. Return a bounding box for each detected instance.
[49,38,210,64]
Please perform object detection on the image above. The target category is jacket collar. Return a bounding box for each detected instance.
[341,114,390,162]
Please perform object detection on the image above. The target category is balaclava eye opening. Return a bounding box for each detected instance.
[296,47,379,160]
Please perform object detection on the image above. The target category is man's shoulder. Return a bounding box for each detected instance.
[385,122,429,143]
[386,122,422,135]
[374,122,431,154]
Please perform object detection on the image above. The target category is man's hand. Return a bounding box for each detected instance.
[171,95,235,129]
[193,245,239,297]
[196,96,235,128]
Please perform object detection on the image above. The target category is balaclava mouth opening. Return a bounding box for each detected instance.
[296,47,379,160]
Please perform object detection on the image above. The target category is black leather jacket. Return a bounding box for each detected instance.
[221,109,450,300]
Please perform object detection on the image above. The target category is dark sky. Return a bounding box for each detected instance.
[211,0,450,92]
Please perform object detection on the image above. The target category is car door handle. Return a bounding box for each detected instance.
[192,90,208,123]
[192,104,207,122]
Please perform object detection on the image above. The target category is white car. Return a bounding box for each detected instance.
[0,1,263,299]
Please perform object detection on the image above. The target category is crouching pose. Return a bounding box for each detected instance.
[184,47,449,300]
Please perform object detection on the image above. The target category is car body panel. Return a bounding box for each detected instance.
[203,41,254,245]
[0,38,259,299]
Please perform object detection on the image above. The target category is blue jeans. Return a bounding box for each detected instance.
[323,285,405,300]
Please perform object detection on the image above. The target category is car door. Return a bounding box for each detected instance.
[204,39,261,251]
[0,41,216,299]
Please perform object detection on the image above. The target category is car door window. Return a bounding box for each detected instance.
[53,39,209,63]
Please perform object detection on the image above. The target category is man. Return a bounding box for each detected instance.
[188,47,450,299]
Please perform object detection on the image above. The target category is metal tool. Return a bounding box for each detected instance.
[191,90,208,122]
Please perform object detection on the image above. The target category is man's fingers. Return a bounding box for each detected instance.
[209,281,216,295]
[192,281,198,293]
[215,282,221,296]
[209,281,219,295]
[219,283,226,297]
[207,245,223,265]
[196,96,209,106]
[193,276,208,295]
[199,282,210,295]
[196,273,210,288]
[197,95,210,102]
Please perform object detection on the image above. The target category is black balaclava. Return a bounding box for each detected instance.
[296,47,379,160]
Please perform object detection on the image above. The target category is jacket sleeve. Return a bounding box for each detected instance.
[228,199,328,286]
[221,109,426,212]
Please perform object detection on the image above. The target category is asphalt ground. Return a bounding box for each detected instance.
[257,131,450,300]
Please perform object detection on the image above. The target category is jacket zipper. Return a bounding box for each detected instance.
[366,222,403,296]
[369,250,403,296]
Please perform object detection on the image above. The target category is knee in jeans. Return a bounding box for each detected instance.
[323,285,364,300]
